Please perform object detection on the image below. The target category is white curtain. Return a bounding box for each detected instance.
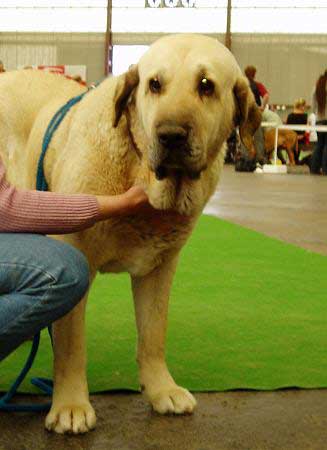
[0,42,57,70]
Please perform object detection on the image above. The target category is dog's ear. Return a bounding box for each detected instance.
[113,64,139,128]
[233,77,262,157]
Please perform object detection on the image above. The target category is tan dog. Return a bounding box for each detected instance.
[264,128,298,165]
[0,34,261,434]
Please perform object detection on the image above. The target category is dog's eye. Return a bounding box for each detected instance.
[199,78,215,97]
[149,78,161,94]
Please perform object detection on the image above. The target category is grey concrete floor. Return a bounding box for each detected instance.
[1,166,327,450]
[205,165,327,255]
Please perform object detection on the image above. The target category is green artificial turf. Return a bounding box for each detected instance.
[1,215,326,394]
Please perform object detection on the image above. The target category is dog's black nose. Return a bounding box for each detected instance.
[157,125,188,149]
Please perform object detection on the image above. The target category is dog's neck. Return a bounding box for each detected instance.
[123,100,156,182]
[124,103,143,162]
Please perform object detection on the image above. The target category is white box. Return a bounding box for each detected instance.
[263,164,287,174]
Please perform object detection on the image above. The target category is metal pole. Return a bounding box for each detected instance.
[274,126,279,165]
[225,0,232,51]
[105,0,113,76]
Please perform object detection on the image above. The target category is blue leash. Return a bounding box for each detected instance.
[0,90,87,413]
[0,334,53,412]
[36,91,87,191]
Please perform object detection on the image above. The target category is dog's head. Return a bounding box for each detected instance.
[113,34,261,212]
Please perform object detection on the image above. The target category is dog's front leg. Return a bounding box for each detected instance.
[131,253,196,415]
[45,296,96,434]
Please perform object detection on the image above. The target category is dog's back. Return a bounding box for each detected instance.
[264,128,297,152]
[264,128,298,164]
[0,70,85,186]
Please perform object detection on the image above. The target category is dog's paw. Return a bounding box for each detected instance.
[149,386,197,415]
[45,402,96,434]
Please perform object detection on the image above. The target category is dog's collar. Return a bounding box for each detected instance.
[124,107,142,161]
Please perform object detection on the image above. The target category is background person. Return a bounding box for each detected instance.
[310,70,327,175]
[286,98,308,132]
[244,65,270,111]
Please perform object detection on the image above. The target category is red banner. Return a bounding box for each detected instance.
[37,65,65,74]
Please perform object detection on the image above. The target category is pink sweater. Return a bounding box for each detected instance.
[0,158,100,234]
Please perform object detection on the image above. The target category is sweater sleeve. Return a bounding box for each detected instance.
[0,159,100,234]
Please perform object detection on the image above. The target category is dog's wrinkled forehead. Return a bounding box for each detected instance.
[138,33,240,90]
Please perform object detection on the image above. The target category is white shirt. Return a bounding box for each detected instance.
[308,113,318,142]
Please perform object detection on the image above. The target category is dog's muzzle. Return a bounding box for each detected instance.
[154,166,202,180]
[157,124,189,150]
[153,123,203,180]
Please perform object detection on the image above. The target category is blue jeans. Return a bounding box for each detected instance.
[310,120,327,175]
[0,234,89,361]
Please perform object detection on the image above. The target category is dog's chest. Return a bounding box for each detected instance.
[96,218,190,277]
[99,245,164,277]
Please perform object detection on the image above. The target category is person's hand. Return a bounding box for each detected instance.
[96,185,149,220]
[122,185,149,210]
[96,185,191,231]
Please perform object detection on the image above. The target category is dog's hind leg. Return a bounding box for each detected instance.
[131,251,197,415]
[45,294,96,434]
[276,148,286,164]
